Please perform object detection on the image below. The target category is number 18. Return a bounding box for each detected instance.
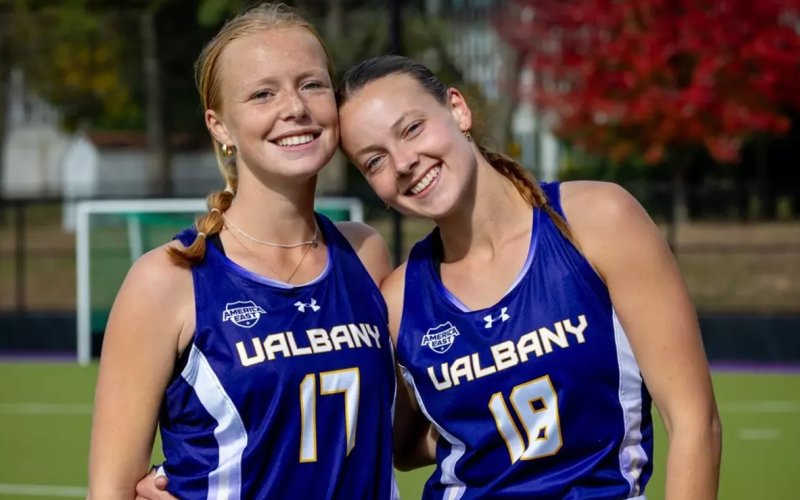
[488,375,562,463]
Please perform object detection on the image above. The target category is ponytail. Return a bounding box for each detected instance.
[476,144,580,251]
[167,182,236,265]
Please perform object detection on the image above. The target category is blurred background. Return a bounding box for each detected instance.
[0,0,798,498]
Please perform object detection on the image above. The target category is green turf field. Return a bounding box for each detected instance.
[0,363,797,499]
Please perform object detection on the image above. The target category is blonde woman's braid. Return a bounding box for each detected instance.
[167,188,235,265]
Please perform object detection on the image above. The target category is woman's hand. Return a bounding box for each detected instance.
[135,468,176,500]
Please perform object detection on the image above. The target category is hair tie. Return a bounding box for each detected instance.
[542,204,554,214]
[209,207,222,215]
[197,231,207,239]
[224,186,235,195]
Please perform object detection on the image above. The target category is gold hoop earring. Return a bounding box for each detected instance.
[463,130,472,142]
[221,144,235,157]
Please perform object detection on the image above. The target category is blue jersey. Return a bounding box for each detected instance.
[159,214,397,499]
[396,182,653,499]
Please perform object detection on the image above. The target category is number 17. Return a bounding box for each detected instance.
[299,367,360,463]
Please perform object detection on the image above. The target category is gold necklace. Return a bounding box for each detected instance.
[222,213,318,249]
[225,225,315,284]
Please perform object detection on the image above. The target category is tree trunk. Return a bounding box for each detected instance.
[671,162,689,224]
[492,41,522,156]
[665,160,689,253]
[325,0,343,41]
[0,11,11,196]
[754,138,770,219]
[141,8,171,196]
[315,0,346,195]
[735,159,747,221]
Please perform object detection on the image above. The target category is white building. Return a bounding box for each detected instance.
[1,68,219,204]
[1,69,71,197]
[1,67,344,204]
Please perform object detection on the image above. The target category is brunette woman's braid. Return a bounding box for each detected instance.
[476,144,580,251]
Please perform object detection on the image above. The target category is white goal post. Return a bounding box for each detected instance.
[74,197,364,366]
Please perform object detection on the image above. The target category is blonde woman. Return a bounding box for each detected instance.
[89,5,396,499]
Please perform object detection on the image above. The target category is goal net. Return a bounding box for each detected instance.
[74,197,364,366]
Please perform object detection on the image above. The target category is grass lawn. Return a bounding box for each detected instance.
[0,363,797,498]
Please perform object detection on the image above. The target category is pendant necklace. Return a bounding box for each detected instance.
[224,224,315,284]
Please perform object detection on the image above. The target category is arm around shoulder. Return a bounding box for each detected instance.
[561,181,721,499]
[380,264,436,470]
[88,244,193,498]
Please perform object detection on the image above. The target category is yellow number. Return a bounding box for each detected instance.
[299,367,360,462]
[488,375,562,463]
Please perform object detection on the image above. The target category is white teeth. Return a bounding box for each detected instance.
[410,167,440,195]
[275,134,314,147]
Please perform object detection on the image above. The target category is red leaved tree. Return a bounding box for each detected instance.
[497,0,800,220]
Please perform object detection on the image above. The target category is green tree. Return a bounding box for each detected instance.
[501,0,800,221]
[12,0,137,130]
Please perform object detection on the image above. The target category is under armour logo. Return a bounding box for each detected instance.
[484,307,510,328]
[294,298,320,313]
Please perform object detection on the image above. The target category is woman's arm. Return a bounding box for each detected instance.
[381,264,437,470]
[88,245,194,498]
[338,221,436,468]
[562,181,722,500]
[392,362,437,471]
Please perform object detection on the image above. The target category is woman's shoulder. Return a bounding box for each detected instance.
[380,261,409,342]
[122,242,194,304]
[559,180,640,222]
[334,221,392,286]
[559,180,649,238]
[334,220,381,243]
[115,241,193,309]
[559,180,662,277]
[105,241,195,355]
[135,240,192,276]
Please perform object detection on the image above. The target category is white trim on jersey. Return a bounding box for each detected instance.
[389,343,401,500]
[182,345,248,500]
[400,364,466,500]
[612,309,649,497]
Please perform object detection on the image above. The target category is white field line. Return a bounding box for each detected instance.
[738,428,782,441]
[0,403,92,415]
[0,483,86,497]
[719,400,800,414]
[1,400,797,416]
[719,400,798,442]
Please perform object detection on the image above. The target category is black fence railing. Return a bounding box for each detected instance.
[1,186,799,361]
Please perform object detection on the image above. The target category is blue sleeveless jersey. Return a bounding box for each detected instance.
[159,214,397,499]
[396,182,653,499]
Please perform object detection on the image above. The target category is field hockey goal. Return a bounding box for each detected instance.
[74,197,364,366]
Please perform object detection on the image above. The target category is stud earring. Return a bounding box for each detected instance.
[463,130,472,142]
[221,144,235,157]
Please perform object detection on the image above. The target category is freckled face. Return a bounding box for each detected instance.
[339,74,475,218]
[208,28,338,181]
